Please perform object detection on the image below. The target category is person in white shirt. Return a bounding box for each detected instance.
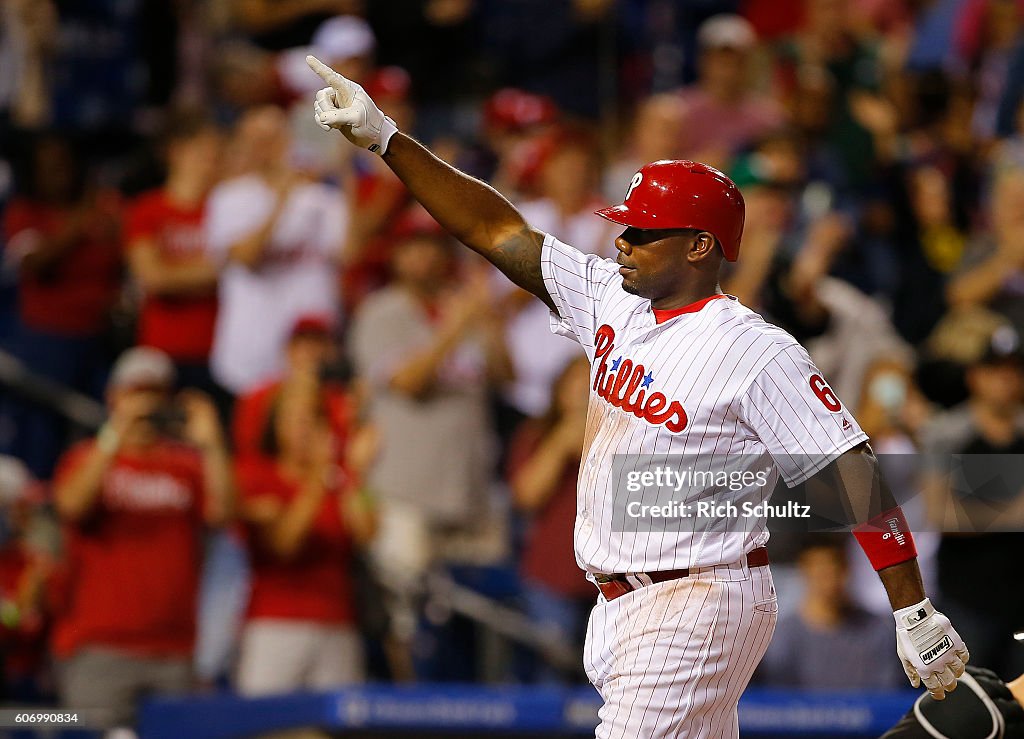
[205,106,347,396]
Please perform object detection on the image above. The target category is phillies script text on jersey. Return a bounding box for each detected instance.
[593,324,688,432]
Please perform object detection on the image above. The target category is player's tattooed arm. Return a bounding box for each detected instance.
[488,225,554,312]
[382,133,555,311]
[800,442,897,525]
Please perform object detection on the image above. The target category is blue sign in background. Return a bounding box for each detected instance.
[136,685,916,739]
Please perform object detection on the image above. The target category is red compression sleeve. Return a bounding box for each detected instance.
[852,506,918,571]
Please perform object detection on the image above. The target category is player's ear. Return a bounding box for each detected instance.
[687,231,719,263]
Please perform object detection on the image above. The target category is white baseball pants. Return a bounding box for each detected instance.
[584,561,777,738]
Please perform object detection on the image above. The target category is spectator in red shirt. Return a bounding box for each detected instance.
[508,356,592,683]
[234,378,376,695]
[51,347,234,728]
[125,113,224,398]
[0,136,123,478]
[232,314,355,462]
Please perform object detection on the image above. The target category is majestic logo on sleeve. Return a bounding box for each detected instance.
[593,324,688,433]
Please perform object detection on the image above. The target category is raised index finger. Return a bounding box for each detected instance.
[306,55,339,84]
[306,55,354,104]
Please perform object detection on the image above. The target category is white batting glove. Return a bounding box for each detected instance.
[307,55,398,156]
[894,598,970,700]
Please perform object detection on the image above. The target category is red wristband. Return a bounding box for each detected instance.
[852,506,917,571]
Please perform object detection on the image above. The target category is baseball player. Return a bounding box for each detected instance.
[306,56,970,738]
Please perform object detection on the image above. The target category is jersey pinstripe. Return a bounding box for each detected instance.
[540,234,868,574]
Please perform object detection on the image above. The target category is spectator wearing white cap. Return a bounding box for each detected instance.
[676,14,784,169]
[50,347,234,728]
[277,16,377,181]
[277,14,376,97]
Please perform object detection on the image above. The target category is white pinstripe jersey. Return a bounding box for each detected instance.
[540,234,868,574]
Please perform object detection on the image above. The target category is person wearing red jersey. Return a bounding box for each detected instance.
[1,136,123,478]
[125,114,223,397]
[232,314,355,461]
[51,347,233,727]
[234,375,376,695]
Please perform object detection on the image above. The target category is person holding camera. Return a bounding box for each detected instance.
[232,314,354,462]
[50,347,234,728]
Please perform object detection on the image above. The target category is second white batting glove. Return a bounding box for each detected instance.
[307,55,398,156]
[894,598,970,700]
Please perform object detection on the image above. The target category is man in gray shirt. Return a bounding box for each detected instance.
[350,229,512,593]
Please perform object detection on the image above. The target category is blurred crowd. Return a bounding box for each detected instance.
[1,0,1024,730]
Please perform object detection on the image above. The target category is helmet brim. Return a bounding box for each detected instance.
[594,204,662,229]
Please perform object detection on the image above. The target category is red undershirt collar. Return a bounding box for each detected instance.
[652,294,729,324]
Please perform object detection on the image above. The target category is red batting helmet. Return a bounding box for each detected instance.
[595,160,745,261]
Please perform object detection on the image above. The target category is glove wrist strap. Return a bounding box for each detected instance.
[371,116,399,156]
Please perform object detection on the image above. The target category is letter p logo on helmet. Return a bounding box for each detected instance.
[626,172,644,201]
